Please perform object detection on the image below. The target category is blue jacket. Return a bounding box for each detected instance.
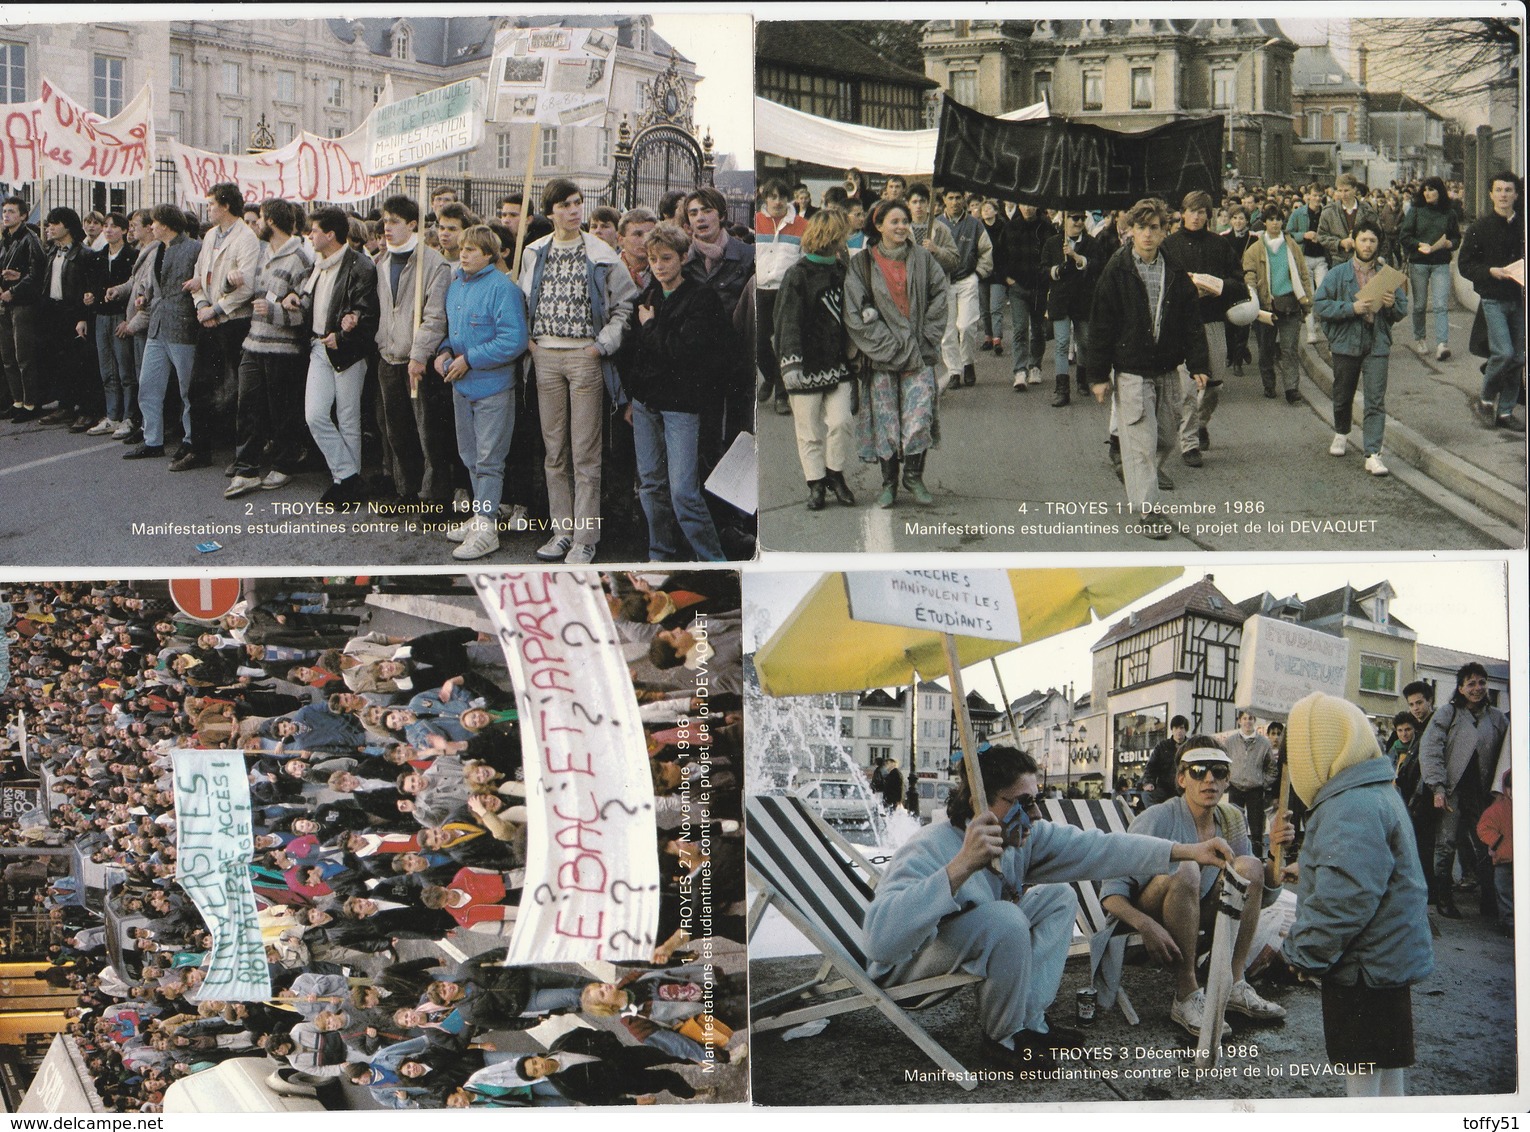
[1313,257,1408,358]
[1281,757,1434,987]
[441,265,528,402]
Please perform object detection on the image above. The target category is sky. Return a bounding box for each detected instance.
[745,563,1511,712]
[650,14,754,170]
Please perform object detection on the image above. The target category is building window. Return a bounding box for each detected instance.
[837,693,857,711]
[326,77,345,108]
[1305,109,1323,139]
[1212,66,1234,110]
[539,127,558,169]
[596,126,612,168]
[276,121,297,146]
[221,115,244,155]
[1205,643,1227,679]
[1333,109,1349,142]
[839,717,854,738]
[1131,67,1154,109]
[372,85,383,106]
[870,745,889,762]
[168,108,185,140]
[274,70,296,103]
[0,42,25,103]
[1033,69,1052,106]
[456,150,470,174]
[93,55,124,116]
[1359,654,1398,695]
[1083,69,1104,111]
[393,26,411,61]
[496,132,514,171]
[221,62,241,96]
[948,67,978,107]
[870,717,893,739]
[169,52,185,91]
[1113,705,1167,765]
[331,127,345,140]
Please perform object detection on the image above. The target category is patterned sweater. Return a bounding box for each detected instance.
[530,238,595,342]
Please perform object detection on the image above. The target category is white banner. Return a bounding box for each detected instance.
[168,123,394,207]
[1233,615,1351,719]
[844,570,1021,642]
[754,96,1048,176]
[0,77,153,186]
[368,78,485,175]
[489,25,618,128]
[473,572,660,964]
[172,751,271,1002]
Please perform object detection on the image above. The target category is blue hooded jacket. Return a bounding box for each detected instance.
[441,264,528,402]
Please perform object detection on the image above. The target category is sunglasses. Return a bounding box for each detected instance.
[1184,763,1230,782]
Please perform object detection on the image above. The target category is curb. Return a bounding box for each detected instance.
[1299,341,1526,545]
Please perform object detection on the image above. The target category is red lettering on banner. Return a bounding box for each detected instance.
[503,573,555,609]
[0,110,42,183]
[515,607,558,644]
[529,667,576,694]
[543,744,595,777]
[557,853,608,893]
[295,141,319,200]
[554,908,604,941]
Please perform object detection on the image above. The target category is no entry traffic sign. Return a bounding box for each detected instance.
[169,578,242,622]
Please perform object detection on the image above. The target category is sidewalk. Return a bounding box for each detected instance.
[1299,299,1526,544]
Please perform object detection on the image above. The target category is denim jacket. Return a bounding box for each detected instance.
[1313,257,1408,358]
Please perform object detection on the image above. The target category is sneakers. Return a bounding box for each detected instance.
[1226,979,1287,1020]
[118,426,144,445]
[1012,370,1027,390]
[1414,340,1430,357]
[1028,365,1043,386]
[1170,988,1232,1038]
[1497,414,1526,434]
[535,535,573,562]
[444,518,475,543]
[1364,452,1390,476]
[1328,433,1348,457]
[86,417,119,436]
[260,470,291,490]
[565,543,598,565]
[224,474,263,499]
[1436,343,1451,361]
[112,420,137,439]
[499,503,530,530]
[451,518,500,561]
[1473,399,1497,427]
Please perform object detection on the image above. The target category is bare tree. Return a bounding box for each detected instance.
[1354,18,1521,107]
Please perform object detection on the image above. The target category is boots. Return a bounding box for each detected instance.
[806,479,826,511]
[877,458,899,509]
[1051,373,1071,407]
[1077,365,1092,396]
[901,452,934,505]
[824,468,856,506]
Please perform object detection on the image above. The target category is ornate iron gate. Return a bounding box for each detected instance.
[608,54,714,212]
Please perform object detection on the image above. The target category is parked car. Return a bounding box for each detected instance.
[790,772,878,832]
[916,777,953,823]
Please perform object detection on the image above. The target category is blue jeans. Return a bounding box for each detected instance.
[94,314,136,423]
[988,281,1007,343]
[1408,262,1452,346]
[452,385,515,515]
[1006,285,1044,373]
[1479,296,1525,418]
[1052,318,1087,377]
[137,338,197,447]
[1331,352,1390,456]
[631,399,724,562]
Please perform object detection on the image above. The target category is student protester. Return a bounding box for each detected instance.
[126,205,203,461]
[40,207,98,432]
[0,194,47,422]
[774,209,856,511]
[519,178,638,565]
[82,213,138,437]
[435,225,528,561]
[1279,691,1433,1098]
[620,222,728,561]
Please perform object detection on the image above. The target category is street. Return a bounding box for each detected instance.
[758,308,1519,553]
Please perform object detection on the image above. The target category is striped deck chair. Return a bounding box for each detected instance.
[745,793,984,1090]
[1039,795,1144,1023]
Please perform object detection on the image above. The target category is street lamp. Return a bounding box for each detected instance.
[1226,37,1282,184]
[1053,721,1088,794]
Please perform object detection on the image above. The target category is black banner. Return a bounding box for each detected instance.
[934,97,1224,210]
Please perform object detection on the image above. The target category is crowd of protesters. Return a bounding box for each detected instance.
[0,571,746,1109]
[0,181,757,563]
[754,169,1524,527]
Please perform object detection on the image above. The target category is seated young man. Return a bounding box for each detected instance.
[1100,736,1288,1037]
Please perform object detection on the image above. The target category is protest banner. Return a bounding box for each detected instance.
[0,77,153,186]
[0,783,42,826]
[473,572,660,964]
[171,751,271,1002]
[489,25,618,129]
[844,570,1021,643]
[367,77,485,176]
[167,123,393,207]
[934,96,1224,209]
[1233,614,1351,719]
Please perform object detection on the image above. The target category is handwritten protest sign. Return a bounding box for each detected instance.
[1233,615,1351,719]
[0,77,153,186]
[845,570,1021,642]
[935,96,1223,209]
[168,123,393,207]
[474,572,660,964]
[490,25,618,128]
[368,78,484,175]
[172,752,271,1002]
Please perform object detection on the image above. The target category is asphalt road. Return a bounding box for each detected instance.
[757,341,1503,554]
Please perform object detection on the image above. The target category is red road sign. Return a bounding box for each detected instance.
[169,578,242,622]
